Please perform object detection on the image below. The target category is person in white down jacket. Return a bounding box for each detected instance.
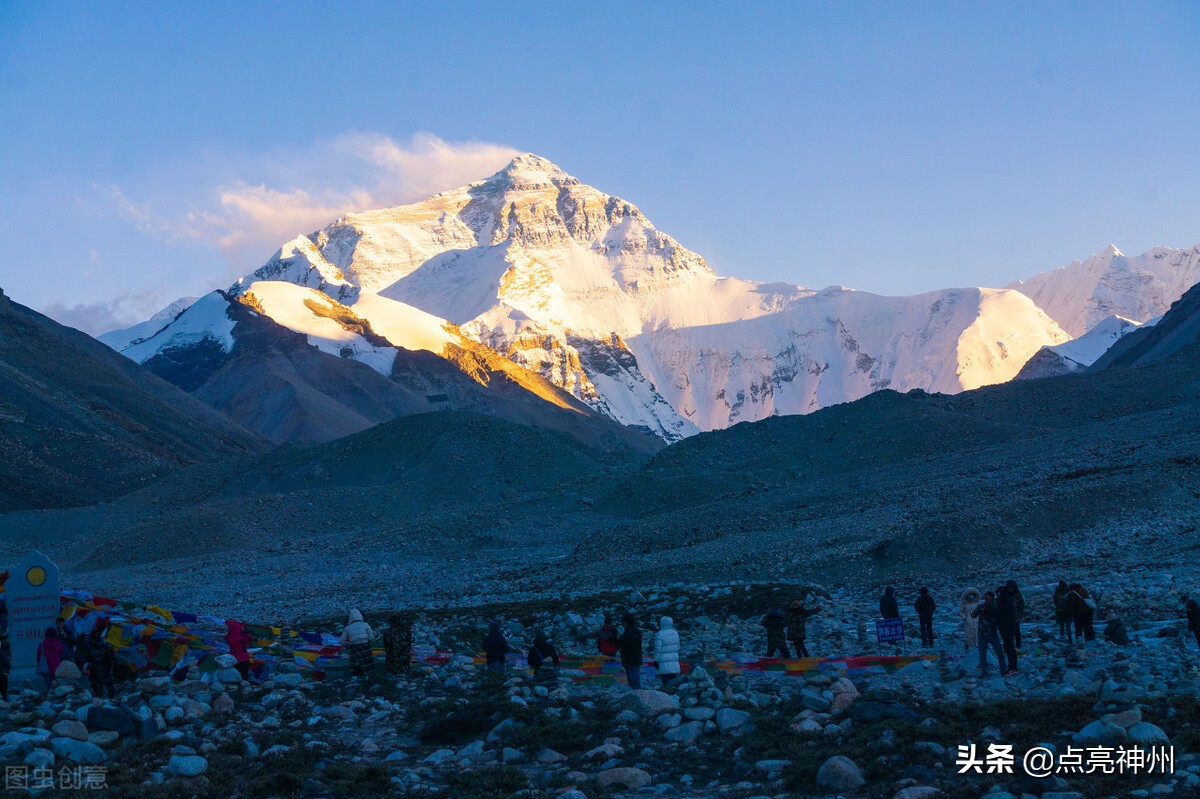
[653,616,681,688]
[340,608,376,678]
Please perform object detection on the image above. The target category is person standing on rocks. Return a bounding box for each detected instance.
[1186,598,1200,649]
[653,616,681,689]
[618,613,643,689]
[483,620,510,673]
[971,591,1007,677]
[0,638,10,701]
[879,587,900,620]
[1005,580,1026,652]
[996,584,1019,675]
[787,599,820,658]
[527,630,560,684]
[1103,610,1130,646]
[340,609,377,679]
[959,589,981,652]
[225,620,254,681]
[1054,580,1073,642]
[760,608,790,658]
[914,587,936,647]
[1068,583,1096,642]
[597,613,620,658]
[382,613,413,675]
[36,627,65,689]
[86,626,116,699]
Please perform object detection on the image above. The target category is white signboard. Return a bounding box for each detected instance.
[6,551,61,689]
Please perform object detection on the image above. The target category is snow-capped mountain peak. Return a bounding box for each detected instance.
[100,156,1200,442]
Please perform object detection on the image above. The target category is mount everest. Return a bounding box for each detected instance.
[101,154,1200,441]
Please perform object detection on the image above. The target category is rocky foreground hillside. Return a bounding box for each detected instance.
[3,577,1199,798]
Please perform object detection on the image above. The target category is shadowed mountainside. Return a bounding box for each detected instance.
[0,288,264,512]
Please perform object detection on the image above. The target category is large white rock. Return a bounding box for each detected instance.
[49,737,108,765]
[166,755,208,777]
[624,689,678,717]
[595,767,652,790]
[817,755,865,791]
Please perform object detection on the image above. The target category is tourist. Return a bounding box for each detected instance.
[996,584,1019,675]
[1005,580,1026,651]
[760,608,790,658]
[597,614,619,657]
[787,599,820,658]
[1186,598,1200,649]
[528,628,559,671]
[1068,584,1096,642]
[55,618,74,663]
[1053,580,1073,642]
[382,613,413,675]
[1103,610,1130,646]
[339,609,376,679]
[971,591,1007,677]
[86,627,116,699]
[36,627,65,689]
[959,589,981,652]
[879,587,900,620]
[653,616,681,689]
[0,639,10,701]
[483,620,510,673]
[915,587,936,647]
[225,620,254,680]
[619,613,643,689]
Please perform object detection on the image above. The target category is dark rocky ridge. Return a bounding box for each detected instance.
[0,288,264,513]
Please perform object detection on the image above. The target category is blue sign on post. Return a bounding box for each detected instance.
[876,618,904,645]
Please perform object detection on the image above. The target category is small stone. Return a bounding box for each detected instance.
[1127,722,1170,746]
[54,661,82,681]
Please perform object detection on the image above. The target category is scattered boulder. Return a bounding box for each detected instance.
[817,755,865,791]
[166,755,208,777]
[596,767,652,790]
[624,689,678,716]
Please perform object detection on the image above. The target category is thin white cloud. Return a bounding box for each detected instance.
[106,132,521,268]
[41,289,169,336]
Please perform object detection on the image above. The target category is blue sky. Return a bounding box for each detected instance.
[2,2,1199,333]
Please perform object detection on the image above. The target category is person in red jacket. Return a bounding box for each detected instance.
[597,614,619,657]
[37,627,65,689]
[224,620,253,680]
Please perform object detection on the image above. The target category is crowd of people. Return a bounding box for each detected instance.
[3,586,1200,698]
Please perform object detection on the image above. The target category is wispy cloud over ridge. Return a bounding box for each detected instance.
[108,132,520,267]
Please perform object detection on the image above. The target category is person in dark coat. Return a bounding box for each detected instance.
[786,600,820,658]
[760,609,790,658]
[381,614,413,675]
[482,620,510,673]
[1186,598,1200,650]
[996,585,1019,675]
[971,591,1007,677]
[0,639,10,701]
[527,630,560,680]
[879,587,900,620]
[73,632,90,670]
[597,614,619,657]
[1053,580,1073,642]
[86,627,116,699]
[618,613,643,689]
[1068,584,1096,642]
[914,587,936,647]
[1103,611,1130,646]
[1005,580,1026,651]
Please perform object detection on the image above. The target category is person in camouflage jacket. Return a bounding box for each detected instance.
[786,599,821,657]
[382,614,413,674]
